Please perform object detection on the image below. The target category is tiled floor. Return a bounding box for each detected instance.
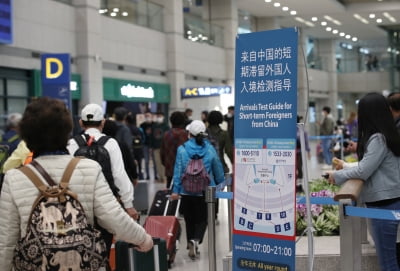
[141,140,337,271]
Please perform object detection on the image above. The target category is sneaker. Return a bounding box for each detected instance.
[188,240,196,260]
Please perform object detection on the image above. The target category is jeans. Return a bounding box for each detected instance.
[321,138,333,165]
[143,145,157,179]
[367,200,400,271]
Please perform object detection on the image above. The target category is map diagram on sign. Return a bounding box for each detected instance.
[234,138,296,236]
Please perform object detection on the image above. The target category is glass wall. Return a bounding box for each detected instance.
[183,14,224,47]
[100,0,164,32]
[0,68,31,134]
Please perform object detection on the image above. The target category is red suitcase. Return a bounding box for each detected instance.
[144,200,181,268]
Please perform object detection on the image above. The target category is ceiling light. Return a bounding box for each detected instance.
[113,8,119,12]
[321,21,327,26]
[354,13,369,24]
[264,0,272,2]
[295,17,305,23]
[345,34,351,39]
[290,10,297,15]
[352,37,358,42]
[311,17,318,22]
[376,18,383,23]
[273,2,281,7]
[347,44,353,50]
[369,14,375,19]
[122,12,128,16]
[305,21,315,27]
[340,32,345,37]
[332,20,341,26]
[332,29,338,34]
[383,12,397,23]
[110,12,117,16]
[324,15,333,21]
[326,27,332,31]
[282,6,289,11]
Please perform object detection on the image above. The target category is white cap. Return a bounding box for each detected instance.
[81,104,104,122]
[186,120,207,136]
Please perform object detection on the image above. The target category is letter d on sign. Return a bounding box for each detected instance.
[46,58,63,79]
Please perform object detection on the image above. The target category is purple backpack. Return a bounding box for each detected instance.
[181,150,210,193]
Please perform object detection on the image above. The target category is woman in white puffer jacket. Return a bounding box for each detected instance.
[0,97,153,271]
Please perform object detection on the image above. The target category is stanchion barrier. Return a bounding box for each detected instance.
[206,186,217,271]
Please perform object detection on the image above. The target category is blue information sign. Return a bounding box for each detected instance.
[0,0,12,44]
[41,54,71,109]
[233,28,298,271]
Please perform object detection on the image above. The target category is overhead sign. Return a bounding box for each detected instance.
[233,28,298,271]
[41,54,71,109]
[181,86,231,99]
[0,0,12,44]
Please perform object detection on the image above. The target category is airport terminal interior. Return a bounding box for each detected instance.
[2,0,400,270]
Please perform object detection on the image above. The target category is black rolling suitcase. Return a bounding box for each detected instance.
[115,238,168,271]
[148,189,180,216]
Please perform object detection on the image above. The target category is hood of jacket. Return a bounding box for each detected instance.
[183,138,211,158]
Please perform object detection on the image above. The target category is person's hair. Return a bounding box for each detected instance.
[113,106,128,121]
[357,92,400,159]
[192,133,205,146]
[228,106,234,111]
[322,106,331,114]
[19,97,72,156]
[125,112,136,125]
[102,119,118,137]
[387,93,400,111]
[81,120,102,127]
[185,108,193,114]
[6,113,22,129]
[169,111,186,128]
[208,110,223,125]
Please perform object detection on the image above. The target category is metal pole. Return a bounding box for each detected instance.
[298,123,314,271]
[227,175,233,252]
[206,186,217,271]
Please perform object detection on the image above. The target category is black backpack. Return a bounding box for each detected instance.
[73,134,120,198]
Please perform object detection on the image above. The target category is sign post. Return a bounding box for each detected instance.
[233,27,298,271]
[41,54,71,109]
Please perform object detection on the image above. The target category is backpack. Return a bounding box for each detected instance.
[132,132,143,149]
[181,145,211,193]
[73,134,120,199]
[206,128,221,155]
[0,133,20,173]
[13,158,108,271]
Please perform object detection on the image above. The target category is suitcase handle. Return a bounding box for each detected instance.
[163,196,181,217]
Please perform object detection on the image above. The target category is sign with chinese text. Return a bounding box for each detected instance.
[233,28,298,271]
[181,86,231,99]
[41,54,71,109]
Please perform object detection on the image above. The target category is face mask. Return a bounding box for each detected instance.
[188,116,193,120]
[157,117,164,123]
[145,117,152,123]
[321,112,326,117]
[226,113,232,118]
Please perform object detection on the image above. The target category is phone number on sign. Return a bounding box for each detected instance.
[252,243,293,256]
[240,150,260,156]
[272,151,292,157]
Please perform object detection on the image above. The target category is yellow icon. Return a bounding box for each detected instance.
[185,88,198,96]
[46,58,63,79]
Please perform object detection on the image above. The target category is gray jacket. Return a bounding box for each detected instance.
[333,133,400,203]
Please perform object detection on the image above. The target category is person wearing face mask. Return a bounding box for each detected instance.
[151,112,170,183]
[140,112,156,180]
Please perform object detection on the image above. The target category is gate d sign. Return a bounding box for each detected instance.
[45,58,63,79]
[41,54,71,109]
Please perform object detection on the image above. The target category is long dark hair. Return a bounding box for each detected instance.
[357,92,400,159]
